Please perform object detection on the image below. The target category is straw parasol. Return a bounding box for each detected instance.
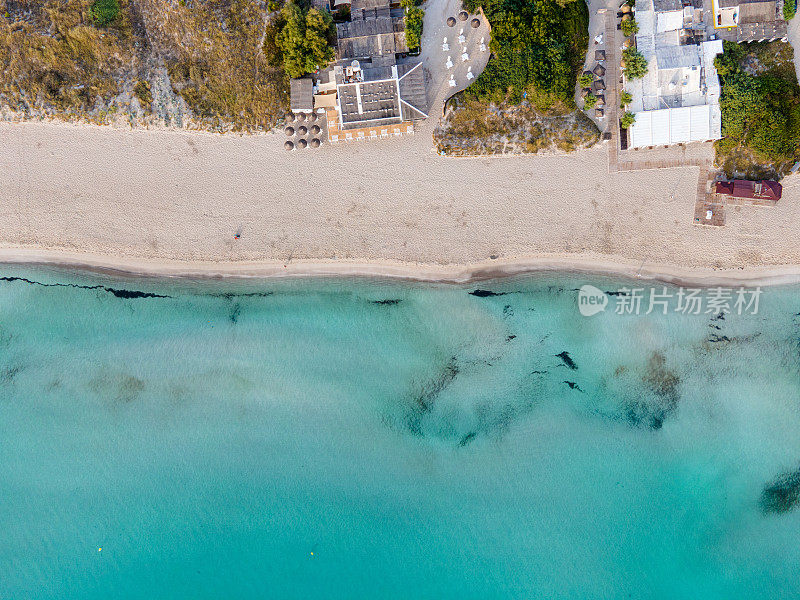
[447,16,456,26]
[310,138,321,148]
[296,112,306,122]
[297,138,307,149]
[285,126,295,136]
[298,125,308,135]
[471,18,480,28]
[285,112,294,123]
[458,10,468,21]
[621,4,631,13]
[284,141,294,150]
[308,113,318,122]
[311,125,321,135]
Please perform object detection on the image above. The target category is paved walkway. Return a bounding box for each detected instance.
[605,1,620,172]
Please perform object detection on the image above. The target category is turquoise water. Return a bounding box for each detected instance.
[1,267,799,599]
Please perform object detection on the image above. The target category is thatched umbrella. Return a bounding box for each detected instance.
[310,138,321,148]
[621,4,631,13]
[595,49,606,62]
[447,16,456,26]
[297,138,307,149]
[458,10,468,21]
[471,18,480,28]
[311,125,321,135]
[593,64,606,77]
[298,125,308,136]
[285,126,295,136]
[285,112,294,123]
[308,113,318,122]
[284,141,294,151]
[296,112,306,122]
[621,13,632,21]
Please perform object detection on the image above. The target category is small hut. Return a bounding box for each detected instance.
[593,79,605,92]
[458,10,468,21]
[471,18,480,28]
[447,16,456,26]
[593,64,606,77]
[310,138,321,148]
[595,49,606,62]
[298,125,308,136]
[594,94,606,107]
[284,141,294,151]
[285,126,295,136]
[311,125,321,135]
[297,138,308,149]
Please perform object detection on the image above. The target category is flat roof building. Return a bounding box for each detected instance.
[715,180,782,201]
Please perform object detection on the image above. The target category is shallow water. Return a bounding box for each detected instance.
[1,267,799,599]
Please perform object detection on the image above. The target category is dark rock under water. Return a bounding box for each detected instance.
[556,351,577,370]
[0,276,169,299]
[371,299,402,306]
[760,465,800,514]
[469,289,506,298]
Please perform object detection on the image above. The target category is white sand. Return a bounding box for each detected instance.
[2,120,800,285]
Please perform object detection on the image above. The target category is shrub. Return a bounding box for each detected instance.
[620,18,639,36]
[584,93,597,109]
[134,80,152,106]
[619,90,632,107]
[89,0,120,27]
[405,6,425,50]
[622,48,648,79]
[784,0,796,19]
[620,111,636,128]
[277,2,335,79]
[579,73,594,88]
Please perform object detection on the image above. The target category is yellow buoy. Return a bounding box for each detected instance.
[98,548,102,552]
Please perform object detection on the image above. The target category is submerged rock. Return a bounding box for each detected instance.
[469,289,506,298]
[556,351,577,370]
[760,465,800,514]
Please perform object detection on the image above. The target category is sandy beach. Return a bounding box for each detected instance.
[2,120,800,285]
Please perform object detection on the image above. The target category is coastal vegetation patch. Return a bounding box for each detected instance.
[0,0,299,132]
[434,0,599,155]
[714,40,800,179]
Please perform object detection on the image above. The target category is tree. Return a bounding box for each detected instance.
[622,48,648,79]
[784,0,796,19]
[405,6,425,50]
[619,90,632,108]
[620,18,639,36]
[90,0,120,27]
[579,73,594,88]
[620,111,636,128]
[584,93,597,109]
[277,2,334,79]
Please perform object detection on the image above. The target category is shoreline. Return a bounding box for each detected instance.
[2,247,800,288]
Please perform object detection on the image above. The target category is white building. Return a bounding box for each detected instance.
[626,0,724,148]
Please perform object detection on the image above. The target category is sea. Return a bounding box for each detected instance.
[1,266,799,599]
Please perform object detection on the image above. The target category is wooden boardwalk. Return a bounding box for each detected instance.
[604,4,620,173]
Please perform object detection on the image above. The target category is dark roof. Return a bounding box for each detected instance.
[351,0,390,11]
[715,180,782,200]
[595,49,606,61]
[592,79,606,91]
[653,0,682,10]
[290,78,314,112]
[397,62,427,120]
[738,0,779,23]
[338,80,401,128]
[336,10,407,59]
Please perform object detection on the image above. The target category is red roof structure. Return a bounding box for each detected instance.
[715,180,782,201]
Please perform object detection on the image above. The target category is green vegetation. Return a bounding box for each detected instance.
[584,93,597,109]
[402,0,425,51]
[620,18,638,37]
[622,48,648,79]
[619,90,632,108]
[714,40,800,178]
[90,0,121,27]
[133,80,152,107]
[277,1,335,79]
[461,0,589,110]
[620,111,636,128]
[579,73,594,88]
[784,0,796,19]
